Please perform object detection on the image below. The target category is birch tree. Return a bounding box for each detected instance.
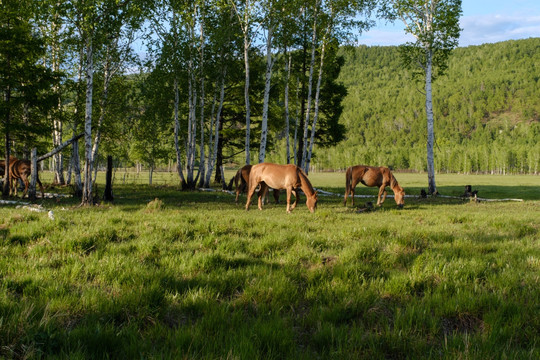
[230,0,259,165]
[381,0,462,194]
[203,1,236,187]
[148,4,187,187]
[300,0,319,172]
[69,0,147,204]
[90,11,139,187]
[38,1,67,185]
[278,0,303,164]
[257,0,280,163]
[305,0,375,172]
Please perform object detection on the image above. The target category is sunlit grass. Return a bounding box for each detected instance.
[1,171,539,358]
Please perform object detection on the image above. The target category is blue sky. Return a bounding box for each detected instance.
[359,0,540,47]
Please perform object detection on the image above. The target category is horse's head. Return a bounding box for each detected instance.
[306,191,318,213]
[394,187,405,208]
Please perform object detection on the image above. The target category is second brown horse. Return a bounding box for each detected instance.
[343,165,405,208]
[246,163,318,213]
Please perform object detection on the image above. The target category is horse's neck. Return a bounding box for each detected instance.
[390,175,400,192]
[298,171,314,196]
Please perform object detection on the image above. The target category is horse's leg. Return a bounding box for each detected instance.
[245,181,259,211]
[10,176,16,196]
[344,168,351,206]
[273,189,280,204]
[377,186,387,206]
[262,185,269,205]
[290,188,298,210]
[236,181,245,204]
[350,178,360,207]
[286,187,293,213]
[21,174,29,198]
[258,182,268,210]
[381,188,388,205]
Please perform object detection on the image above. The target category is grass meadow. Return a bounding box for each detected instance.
[0,170,539,359]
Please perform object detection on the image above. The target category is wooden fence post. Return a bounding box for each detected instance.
[103,155,113,201]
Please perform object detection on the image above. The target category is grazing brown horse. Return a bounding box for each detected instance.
[343,165,405,208]
[245,163,318,213]
[8,158,45,198]
[232,164,280,204]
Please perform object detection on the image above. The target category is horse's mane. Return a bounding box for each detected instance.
[296,167,315,195]
[390,173,401,190]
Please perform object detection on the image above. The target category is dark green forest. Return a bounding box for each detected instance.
[310,38,540,174]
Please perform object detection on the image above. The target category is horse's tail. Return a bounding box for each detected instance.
[227,175,235,191]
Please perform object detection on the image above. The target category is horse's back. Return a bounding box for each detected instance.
[351,165,392,187]
[251,163,298,189]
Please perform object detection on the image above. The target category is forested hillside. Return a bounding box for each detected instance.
[313,38,540,174]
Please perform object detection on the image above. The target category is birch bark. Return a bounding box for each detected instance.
[258,25,275,163]
[205,67,226,187]
[301,2,319,171]
[197,5,206,187]
[173,77,187,186]
[284,51,292,164]
[425,49,436,193]
[81,37,94,205]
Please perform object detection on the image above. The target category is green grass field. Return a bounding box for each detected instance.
[1,171,539,359]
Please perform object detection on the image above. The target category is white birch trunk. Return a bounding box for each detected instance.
[306,25,330,173]
[425,49,436,194]
[284,51,292,164]
[197,11,206,187]
[91,47,111,186]
[186,22,197,187]
[205,68,226,187]
[293,77,300,165]
[258,25,274,163]
[173,77,186,185]
[204,82,218,187]
[243,27,251,165]
[70,43,84,195]
[301,6,318,172]
[82,37,94,205]
[51,13,65,185]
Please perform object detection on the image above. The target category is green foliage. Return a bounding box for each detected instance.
[320,38,540,173]
[0,0,59,156]
[0,172,539,358]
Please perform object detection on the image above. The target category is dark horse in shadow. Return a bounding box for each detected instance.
[343,165,405,208]
[3,157,45,198]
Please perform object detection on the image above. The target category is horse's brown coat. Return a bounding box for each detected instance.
[7,158,45,198]
[343,165,405,208]
[245,163,318,213]
[233,164,280,204]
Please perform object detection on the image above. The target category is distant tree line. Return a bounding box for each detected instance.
[317,38,540,175]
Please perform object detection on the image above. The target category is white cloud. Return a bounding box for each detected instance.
[459,14,540,46]
[357,28,415,47]
[357,13,540,47]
